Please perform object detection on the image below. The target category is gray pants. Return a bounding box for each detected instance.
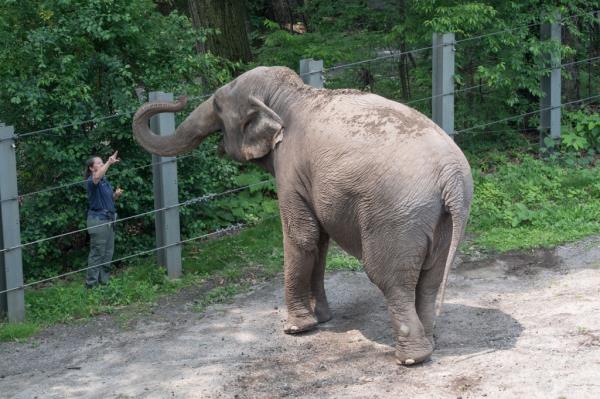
[86,216,115,287]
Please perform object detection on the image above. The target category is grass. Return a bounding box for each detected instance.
[0,216,284,342]
[2,141,600,341]
[468,151,600,251]
[0,322,38,342]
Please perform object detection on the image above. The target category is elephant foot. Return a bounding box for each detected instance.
[395,336,434,366]
[284,314,318,334]
[313,302,332,324]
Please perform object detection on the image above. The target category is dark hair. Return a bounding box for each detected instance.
[84,156,99,180]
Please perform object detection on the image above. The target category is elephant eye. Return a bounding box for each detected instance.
[242,119,251,132]
[242,110,257,132]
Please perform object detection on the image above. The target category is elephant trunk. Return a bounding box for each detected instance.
[132,96,220,156]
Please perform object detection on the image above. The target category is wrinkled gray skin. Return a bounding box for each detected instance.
[132,66,473,365]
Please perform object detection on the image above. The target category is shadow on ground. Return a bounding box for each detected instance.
[321,296,522,357]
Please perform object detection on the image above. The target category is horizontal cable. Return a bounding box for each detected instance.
[2,92,215,143]
[399,55,599,106]
[553,55,600,69]
[455,22,542,44]
[304,10,598,78]
[15,113,128,140]
[455,94,600,134]
[0,179,274,254]
[403,83,486,106]
[466,127,538,134]
[4,11,598,140]
[0,215,279,295]
[2,53,592,148]
[326,44,439,72]
[303,44,443,78]
[0,152,199,205]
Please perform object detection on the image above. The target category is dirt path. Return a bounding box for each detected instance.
[2,237,600,399]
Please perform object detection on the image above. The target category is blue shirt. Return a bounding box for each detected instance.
[87,176,116,219]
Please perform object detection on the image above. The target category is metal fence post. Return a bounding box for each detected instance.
[149,92,182,279]
[299,59,324,88]
[0,123,25,322]
[432,33,455,136]
[540,13,561,141]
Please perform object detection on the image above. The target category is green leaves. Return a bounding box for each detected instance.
[561,110,600,152]
[0,0,247,280]
[469,153,600,251]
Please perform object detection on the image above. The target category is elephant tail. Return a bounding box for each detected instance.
[435,167,473,316]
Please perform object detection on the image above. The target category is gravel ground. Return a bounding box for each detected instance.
[1,236,599,399]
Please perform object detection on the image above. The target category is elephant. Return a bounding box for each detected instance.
[132,66,473,365]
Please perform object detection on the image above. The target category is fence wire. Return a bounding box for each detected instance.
[2,55,596,200]
[0,152,201,205]
[0,215,279,295]
[352,55,599,107]
[300,9,599,79]
[1,14,598,298]
[4,9,598,140]
[0,92,215,144]
[0,179,274,255]
[455,94,600,134]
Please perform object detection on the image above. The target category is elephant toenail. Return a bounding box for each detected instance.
[404,359,415,365]
[399,324,410,337]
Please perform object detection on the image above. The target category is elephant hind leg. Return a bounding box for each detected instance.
[363,233,433,365]
[416,212,452,346]
[310,231,332,324]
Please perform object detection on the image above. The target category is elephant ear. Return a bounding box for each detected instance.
[240,96,284,160]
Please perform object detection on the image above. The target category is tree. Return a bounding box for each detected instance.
[190,0,253,62]
[269,0,306,31]
[0,0,239,278]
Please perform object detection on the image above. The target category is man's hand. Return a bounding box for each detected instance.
[114,187,124,199]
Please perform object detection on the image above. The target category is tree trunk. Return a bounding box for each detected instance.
[269,0,307,30]
[271,0,294,28]
[188,0,205,54]
[397,43,411,100]
[192,0,252,62]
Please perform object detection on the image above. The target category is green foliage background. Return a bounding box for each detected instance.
[0,0,598,283]
[0,0,599,337]
[0,0,275,280]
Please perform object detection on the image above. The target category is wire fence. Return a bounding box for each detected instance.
[3,8,595,142]
[1,10,598,299]
[0,152,201,205]
[0,216,280,295]
[0,93,215,144]
[402,55,600,106]
[0,179,274,255]
[299,9,599,79]
[454,94,600,134]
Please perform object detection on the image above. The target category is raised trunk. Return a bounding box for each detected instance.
[132,96,220,156]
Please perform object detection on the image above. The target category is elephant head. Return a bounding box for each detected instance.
[132,67,297,162]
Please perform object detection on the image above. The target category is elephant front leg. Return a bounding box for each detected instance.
[310,232,332,324]
[283,235,320,334]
